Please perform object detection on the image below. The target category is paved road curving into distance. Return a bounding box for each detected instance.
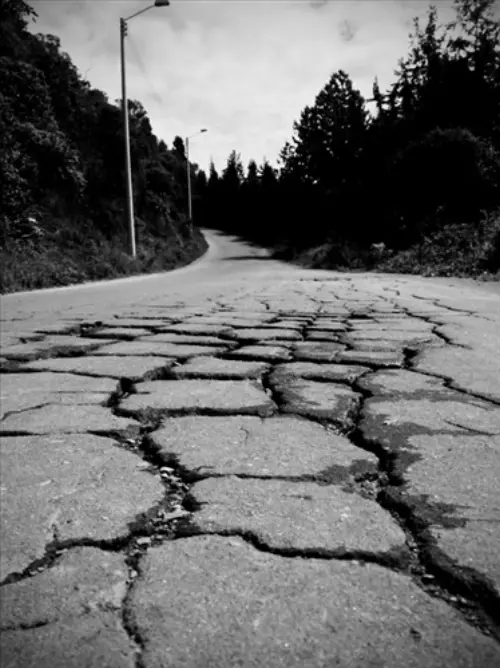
[1,229,499,667]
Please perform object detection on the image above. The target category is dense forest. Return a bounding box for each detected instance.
[0,0,207,293]
[198,0,500,277]
[1,0,499,291]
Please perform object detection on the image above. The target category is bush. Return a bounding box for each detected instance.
[272,238,375,271]
[388,128,500,246]
[0,214,208,293]
[377,209,500,278]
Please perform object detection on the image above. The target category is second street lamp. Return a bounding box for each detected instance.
[120,0,170,258]
[186,129,207,223]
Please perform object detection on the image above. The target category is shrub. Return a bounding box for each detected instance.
[377,209,500,278]
[389,128,500,246]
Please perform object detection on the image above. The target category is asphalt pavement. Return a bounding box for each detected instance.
[1,230,499,667]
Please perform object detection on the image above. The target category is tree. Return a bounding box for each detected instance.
[288,70,369,242]
[292,71,368,190]
[201,161,221,229]
[217,151,244,232]
[240,160,260,238]
[194,0,500,275]
[245,159,259,188]
[1,0,207,289]
[0,0,37,58]
[222,150,244,187]
[447,0,500,146]
[172,136,186,160]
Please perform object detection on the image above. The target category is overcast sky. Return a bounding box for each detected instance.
[29,0,457,174]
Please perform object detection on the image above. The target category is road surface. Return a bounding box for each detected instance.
[1,230,499,667]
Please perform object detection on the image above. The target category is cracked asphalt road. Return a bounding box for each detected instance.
[1,230,500,667]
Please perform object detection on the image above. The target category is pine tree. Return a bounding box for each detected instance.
[172,136,186,160]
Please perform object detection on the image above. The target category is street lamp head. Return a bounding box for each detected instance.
[200,128,208,133]
[154,0,170,6]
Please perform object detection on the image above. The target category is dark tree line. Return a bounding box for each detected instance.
[0,0,205,290]
[197,0,500,273]
[1,0,499,286]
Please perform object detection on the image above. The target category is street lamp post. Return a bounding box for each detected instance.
[186,129,207,223]
[120,0,170,258]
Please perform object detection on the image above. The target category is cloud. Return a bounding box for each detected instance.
[309,0,329,9]
[339,19,358,42]
[29,0,456,173]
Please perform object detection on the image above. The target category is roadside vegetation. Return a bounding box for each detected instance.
[198,0,500,279]
[0,0,207,293]
[2,0,499,290]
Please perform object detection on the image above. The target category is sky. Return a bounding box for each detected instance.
[28,0,458,174]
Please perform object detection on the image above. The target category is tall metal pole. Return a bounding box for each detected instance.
[120,18,136,258]
[186,136,193,222]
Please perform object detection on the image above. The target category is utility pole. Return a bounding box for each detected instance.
[186,129,207,224]
[186,136,192,222]
[120,17,136,258]
[119,1,170,258]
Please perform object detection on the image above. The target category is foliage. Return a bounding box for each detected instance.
[199,0,500,278]
[0,216,207,293]
[377,209,500,278]
[0,1,206,292]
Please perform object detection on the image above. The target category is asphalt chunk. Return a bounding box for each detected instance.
[1,336,115,361]
[21,356,175,381]
[273,362,369,384]
[0,435,163,580]
[400,433,500,598]
[84,327,152,340]
[346,330,436,344]
[359,396,500,455]
[94,341,227,359]
[226,345,293,363]
[138,333,236,347]
[1,547,128,629]
[0,613,135,668]
[358,369,446,396]
[161,323,235,337]
[293,341,346,363]
[0,372,119,419]
[0,404,140,435]
[270,375,361,429]
[415,346,500,403]
[229,328,302,342]
[171,357,270,380]
[189,477,406,555]
[120,380,276,417]
[131,536,500,667]
[150,415,378,478]
[339,350,405,367]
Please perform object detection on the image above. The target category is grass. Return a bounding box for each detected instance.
[271,210,500,280]
[0,216,208,294]
[376,211,500,279]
